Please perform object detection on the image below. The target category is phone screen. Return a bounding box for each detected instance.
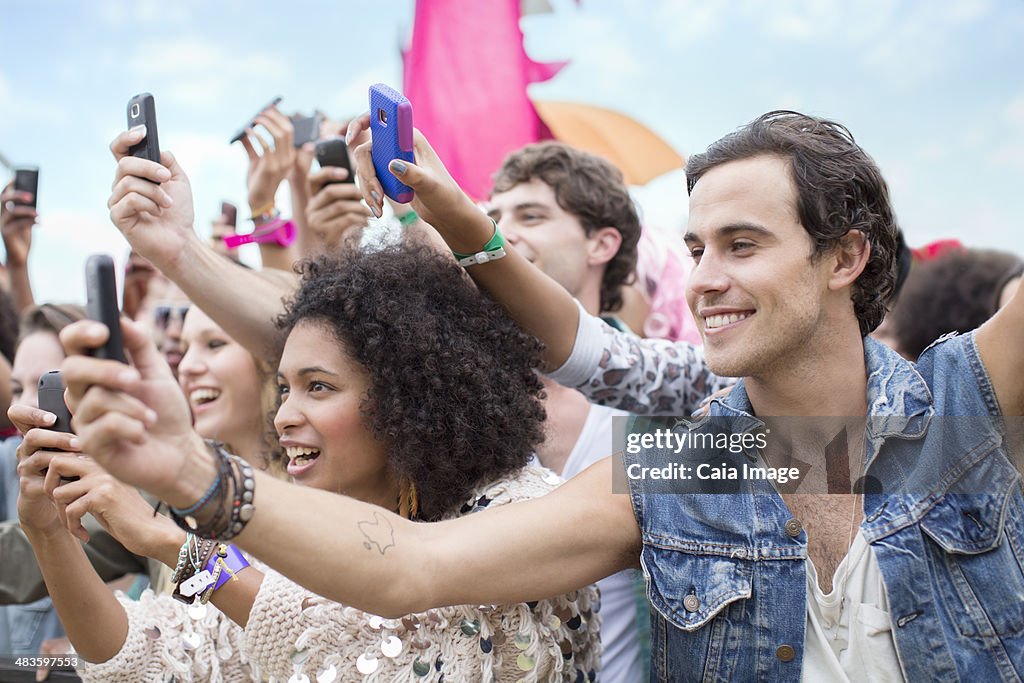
[14,167,39,207]
[221,202,238,227]
[315,137,354,183]
[291,113,323,148]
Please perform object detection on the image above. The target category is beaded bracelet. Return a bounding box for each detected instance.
[171,443,227,523]
[169,441,256,541]
[173,472,221,517]
[170,441,233,537]
[169,533,194,585]
[171,535,217,603]
[227,458,256,538]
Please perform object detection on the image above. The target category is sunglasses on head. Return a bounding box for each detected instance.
[154,304,190,330]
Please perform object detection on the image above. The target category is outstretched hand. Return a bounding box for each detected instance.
[108,127,196,272]
[239,106,296,213]
[9,404,79,537]
[1,181,37,268]
[44,451,181,560]
[58,316,206,504]
[345,113,492,253]
[305,166,371,248]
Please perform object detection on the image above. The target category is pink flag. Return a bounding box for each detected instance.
[403,0,567,200]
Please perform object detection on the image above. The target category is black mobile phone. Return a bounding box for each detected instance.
[314,137,354,183]
[221,201,237,227]
[291,112,323,148]
[126,93,161,163]
[13,167,38,208]
[85,254,127,363]
[230,96,283,144]
[38,371,73,434]
[37,371,80,481]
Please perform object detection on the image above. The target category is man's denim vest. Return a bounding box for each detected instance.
[624,334,1024,681]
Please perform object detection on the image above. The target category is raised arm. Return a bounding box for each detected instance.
[347,114,581,369]
[0,182,37,314]
[55,317,641,615]
[216,457,637,616]
[237,105,300,272]
[107,128,296,364]
[346,117,728,414]
[8,406,267,681]
[14,432,129,664]
[40,448,264,628]
[17,435,254,680]
[976,276,1024,416]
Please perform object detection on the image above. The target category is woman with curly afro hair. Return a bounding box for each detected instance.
[22,243,601,683]
[276,242,551,521]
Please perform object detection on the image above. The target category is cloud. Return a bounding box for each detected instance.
[645,0,997,93]
[631,170,689,234]
[1004,94,1024,126]
[165,131,251,234]
[535,10,640,91]
[650,0,888,46]
[30,209,131,303]
[328,66,400,119]
[760,0,846,40]
[0,69,70,129]
[916,141,947,163]
[0,71,11,131]
[126,38,291,110]
[857,1,996,87]
[987,142,1024,168]
[94,0,195,29]
[945,0,995,23]
[652,0,727,46]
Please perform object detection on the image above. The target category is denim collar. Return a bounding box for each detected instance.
[708,337,935,445]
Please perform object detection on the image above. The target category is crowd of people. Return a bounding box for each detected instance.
[0,95,1021,683]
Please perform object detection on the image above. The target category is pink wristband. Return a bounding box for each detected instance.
[223,219,296,249]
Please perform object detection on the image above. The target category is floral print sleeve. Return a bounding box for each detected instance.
[547,301,733,415]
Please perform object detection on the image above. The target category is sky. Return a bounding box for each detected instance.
[2,0,1023,304]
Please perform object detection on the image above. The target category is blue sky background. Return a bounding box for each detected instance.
[2,0,1023,304]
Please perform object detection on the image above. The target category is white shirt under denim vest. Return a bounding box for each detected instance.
[551,310,1023,682]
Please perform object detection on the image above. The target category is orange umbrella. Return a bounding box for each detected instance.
[531,100,685,185]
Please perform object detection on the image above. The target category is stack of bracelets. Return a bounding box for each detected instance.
[170,534,251,605]
[167,442,254,604]
[169,440,256,540]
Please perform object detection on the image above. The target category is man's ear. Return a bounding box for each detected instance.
[586,227,623,267]
[828,229,871,291]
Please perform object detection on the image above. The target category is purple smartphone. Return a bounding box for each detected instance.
[369,84,414,203]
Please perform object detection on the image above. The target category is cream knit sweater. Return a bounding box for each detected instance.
[77,464,602,682]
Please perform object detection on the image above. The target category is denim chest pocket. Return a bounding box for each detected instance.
[640,540,753,632]
[920,473,1024,638]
